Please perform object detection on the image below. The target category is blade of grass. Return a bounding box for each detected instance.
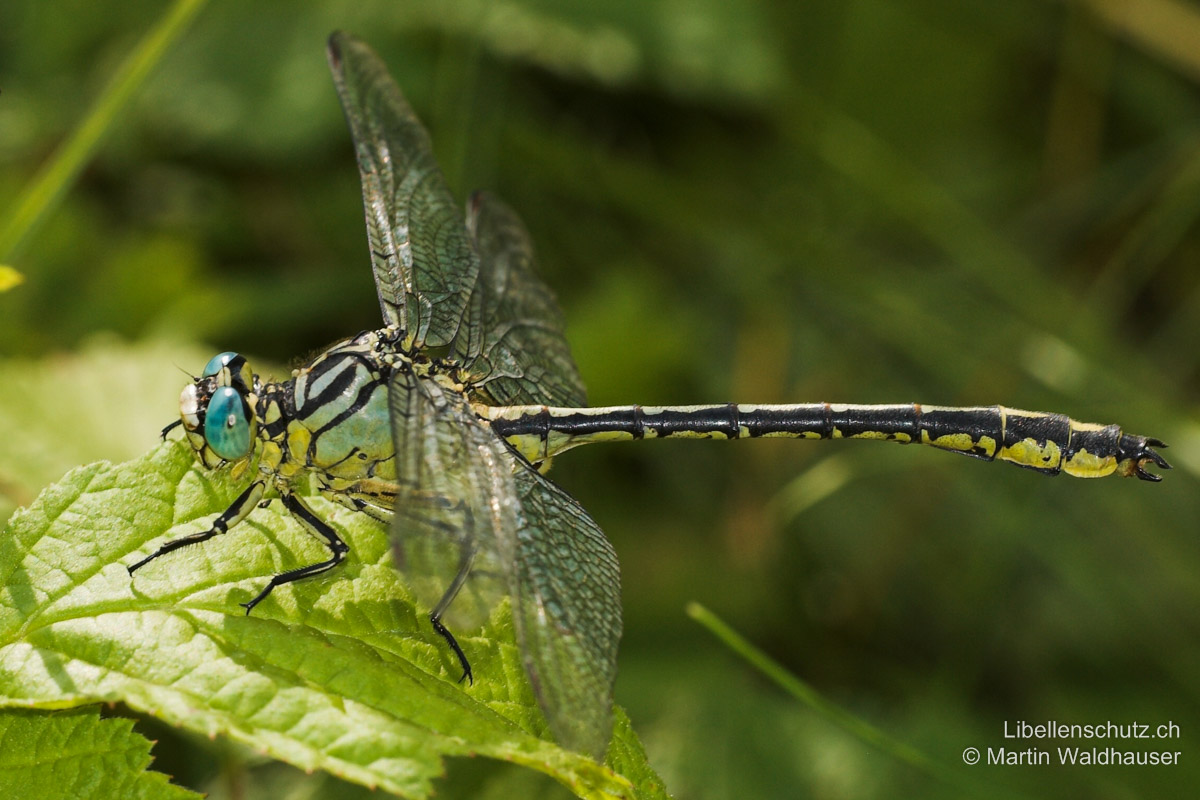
[685,602,1031,800]
[0,0,207,263]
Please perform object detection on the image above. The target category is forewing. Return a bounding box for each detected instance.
[508,464,621,759]
[457,192,587,407]
[328,32,479,347]
[388,368,515,630]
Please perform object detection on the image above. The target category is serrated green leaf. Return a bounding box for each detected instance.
[605,708,670,798]
[0,439,667,799]
[0,706,198,800]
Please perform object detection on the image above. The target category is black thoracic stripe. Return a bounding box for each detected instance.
[304,352,364,410]
[295,352,386,437]
[304,377,385,463]
[313,376,383,433]
[323,446,362,471]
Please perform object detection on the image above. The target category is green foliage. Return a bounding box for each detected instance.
[0,707,199,800]
[0,434,663,798]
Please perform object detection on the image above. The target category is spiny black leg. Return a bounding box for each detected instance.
[431,614,474,685]
[129,480,265,574]
[160,419,183,440]
[239,553,348,613]
[240,492,349,614]
[424,533,478,685]
[127,528,220,574]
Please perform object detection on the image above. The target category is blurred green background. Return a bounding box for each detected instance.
[3,0,1199,797]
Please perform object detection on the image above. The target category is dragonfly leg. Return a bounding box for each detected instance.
[240,492,350,614]
[331,480,477,685]
[430,540,479,685]
[431,616,473,686]
[128,480,266,574]
[323,478,397,524]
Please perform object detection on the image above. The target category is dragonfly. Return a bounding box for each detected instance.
[129,31,1171,761]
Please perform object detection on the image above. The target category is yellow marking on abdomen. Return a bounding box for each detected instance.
[998,438,1062,470]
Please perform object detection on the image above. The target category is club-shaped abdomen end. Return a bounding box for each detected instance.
[1116,435,1171,481]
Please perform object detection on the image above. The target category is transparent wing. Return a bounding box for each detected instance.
[457,191,587,408]
[388,369,620,758]
[388,368,514,631]
[509,464,621,759]
[328,32,479,347]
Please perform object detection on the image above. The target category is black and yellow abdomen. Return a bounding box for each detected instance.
[482,402,1170,481]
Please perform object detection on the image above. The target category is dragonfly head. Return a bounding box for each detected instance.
[179,351,261,471]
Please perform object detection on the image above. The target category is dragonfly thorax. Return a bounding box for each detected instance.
[181,330,474,490]
[278,330,399,484]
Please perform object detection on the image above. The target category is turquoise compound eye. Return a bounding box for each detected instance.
[202,352,240,379]
[204,387,253,461]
